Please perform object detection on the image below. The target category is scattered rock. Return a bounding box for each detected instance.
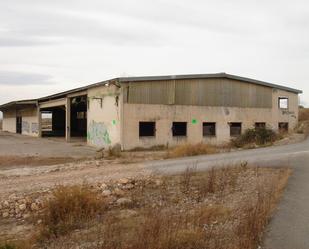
[119,178,130,184]
[102,190,112,197]
[119,209,138,219]
[31,203,39,211]
[123,183,134,190]
[2,212,9,218]
[100,183,108,190]
[116,198,132,206]
[19,204,26,211]
[3,201,9,208]
[113,188,125,197]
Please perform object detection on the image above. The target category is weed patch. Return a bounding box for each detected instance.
[231,127,279,148]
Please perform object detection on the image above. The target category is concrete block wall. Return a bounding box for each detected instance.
[87,85,121,148]
[121,89,299,150]
[18,107,39,137]
[2,109,16,133]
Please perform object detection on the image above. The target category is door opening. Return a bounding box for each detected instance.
[16,116,22,134]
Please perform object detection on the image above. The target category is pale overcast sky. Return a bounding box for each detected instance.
[0,0,308,112]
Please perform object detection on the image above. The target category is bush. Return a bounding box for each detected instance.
[231,127,278,148]
[299,108,309,122]
[39,185,107,239]
[0,244,17,249]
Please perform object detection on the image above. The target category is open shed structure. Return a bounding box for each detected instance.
[0,73,302,150]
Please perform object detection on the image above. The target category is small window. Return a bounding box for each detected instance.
[278,122,289,133]
[203,122,216,136]
[255,122,266,129]
[279,97,288,109]
[172,122,187,137]
[230,122,242,136]
[139,122,156,137]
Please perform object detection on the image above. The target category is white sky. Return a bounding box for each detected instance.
[0,0,308,118]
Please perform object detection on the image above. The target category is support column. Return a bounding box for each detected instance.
[37,106,42,137]
[66,97,71,142]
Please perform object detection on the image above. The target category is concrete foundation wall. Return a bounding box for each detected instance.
[18,107,39,137]
[87,85,121,148]
[2,110,16,133]
[122,89,299,150]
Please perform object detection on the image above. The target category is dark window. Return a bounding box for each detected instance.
[172,122,187,136]
[255,122,266,129]
[139,122,156,137]
[230,122,242,136]
[278,122,289,133]
[203,122,216,136]
[279,97,288,109]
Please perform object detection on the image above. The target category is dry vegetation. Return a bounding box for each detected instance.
[1,164,291,249]
[166,143,225,158]
[296,108,309,136]
[231,127,280,148]
[166,127,282,158]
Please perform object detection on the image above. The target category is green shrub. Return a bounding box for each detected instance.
[231,127,278,148]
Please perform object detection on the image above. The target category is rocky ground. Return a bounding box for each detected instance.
[0,166,291,249]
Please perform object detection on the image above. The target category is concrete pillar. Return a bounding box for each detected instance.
[37,106,42,137]
[66,97,71,142]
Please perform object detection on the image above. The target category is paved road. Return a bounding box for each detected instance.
[145,139,309,249]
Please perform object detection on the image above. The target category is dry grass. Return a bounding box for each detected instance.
[20,164,291,249]
[296,108,309,137]
[299,108,309,121]
[37,185,108,241]
[166,143,226,158]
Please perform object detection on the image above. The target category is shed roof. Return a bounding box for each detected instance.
[119,73,303,94]
[0,73,302,110]
[0,99,37,111]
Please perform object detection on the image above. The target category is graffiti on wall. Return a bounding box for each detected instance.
[87,121,111,147]
[22,121,30,133]
[31,123,38,134]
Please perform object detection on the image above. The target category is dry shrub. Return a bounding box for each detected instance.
[196,164,246,198]
[95,208,210,249]
[299,108,309,121]
[231,127,279,148]
[0,243,18,249]
[0,241,32,249]
[24,165,291,249]
[166,143,220,158]
[106,145,122,158]
[38,185,107,240]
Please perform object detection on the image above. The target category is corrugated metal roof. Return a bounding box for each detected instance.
[119,73,303,94]
[0,73,302,110]
[0,99,37,110]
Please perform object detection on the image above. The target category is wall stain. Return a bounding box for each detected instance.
[87,121,111,147]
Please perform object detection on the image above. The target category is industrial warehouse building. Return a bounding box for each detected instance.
[0,73,302,150]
